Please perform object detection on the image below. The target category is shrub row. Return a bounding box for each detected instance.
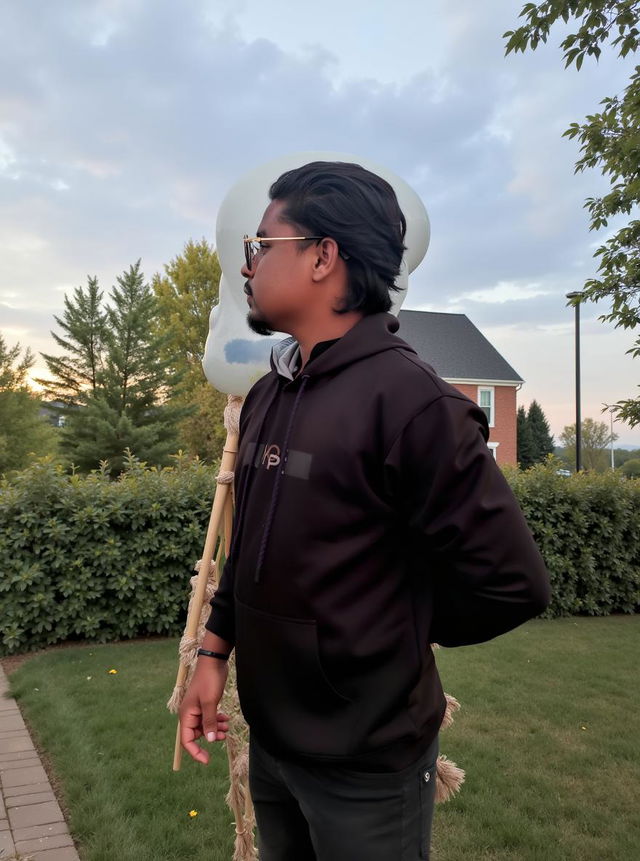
[1,456,638,655]
[502,461,640,618]
[0,455,218,655]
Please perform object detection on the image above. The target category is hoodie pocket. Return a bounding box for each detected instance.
[235,597,355,756]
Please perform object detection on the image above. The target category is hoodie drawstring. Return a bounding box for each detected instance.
[225,382,281,576]
[254,374,310,583]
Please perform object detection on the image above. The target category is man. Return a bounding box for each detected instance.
[179,161,552,860]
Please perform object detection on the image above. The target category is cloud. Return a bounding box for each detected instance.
[456,280,552,304]
[0,1,619,298]
[0,0,638,443]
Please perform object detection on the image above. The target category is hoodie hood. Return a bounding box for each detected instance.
[269,312,412,382]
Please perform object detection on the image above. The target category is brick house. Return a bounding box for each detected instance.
[397,309,523,465]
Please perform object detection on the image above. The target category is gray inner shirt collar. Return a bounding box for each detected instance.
[271,336,301,381]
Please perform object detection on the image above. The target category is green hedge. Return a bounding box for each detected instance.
[0,455,218,655]
[1,456,639,655]
[502,461,640,618]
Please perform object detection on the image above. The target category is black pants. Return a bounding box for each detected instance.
[248,731,439,861]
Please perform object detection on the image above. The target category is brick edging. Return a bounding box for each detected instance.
[0,665,81,860]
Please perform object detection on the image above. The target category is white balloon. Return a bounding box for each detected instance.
[202,151,429,396]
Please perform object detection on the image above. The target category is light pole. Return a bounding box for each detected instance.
[609,406,616,470]
[566,291,583,472]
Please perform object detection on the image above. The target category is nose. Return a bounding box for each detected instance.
[240,258,256,279]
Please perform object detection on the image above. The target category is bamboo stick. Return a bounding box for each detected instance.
[171,396,241,771]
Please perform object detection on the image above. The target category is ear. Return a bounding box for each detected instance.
[310,237,342,282]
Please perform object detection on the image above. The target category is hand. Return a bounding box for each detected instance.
[179,660,231,765]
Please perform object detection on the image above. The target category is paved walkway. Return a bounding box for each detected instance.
[0,664,80,860]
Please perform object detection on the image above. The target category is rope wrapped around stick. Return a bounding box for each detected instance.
[168,395,257,860]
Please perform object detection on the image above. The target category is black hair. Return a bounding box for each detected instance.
[268,161,407,315]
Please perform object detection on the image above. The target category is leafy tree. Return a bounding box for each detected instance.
[151,238,221,380]
[621,457,640,477]
[172,381,228,463]
[527,399,555,463]
[36,276,106,406]
[559,416,619,471]
[151,238,227,461]
[517,404,537,469]
[504,1,640,426]
[0,335,58,474]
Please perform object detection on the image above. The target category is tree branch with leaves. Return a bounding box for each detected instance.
[505,0,640,426]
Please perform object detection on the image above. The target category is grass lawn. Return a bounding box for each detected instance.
[3,615,639,861]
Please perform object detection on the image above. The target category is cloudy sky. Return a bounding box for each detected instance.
[2,0,639,446]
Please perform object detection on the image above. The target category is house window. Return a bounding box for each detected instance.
[487,441,499,461]
[477,386,495,427]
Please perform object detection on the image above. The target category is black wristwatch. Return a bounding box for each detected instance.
[197,648,231,661]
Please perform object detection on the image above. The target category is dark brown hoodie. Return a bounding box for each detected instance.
[205,311,551,771]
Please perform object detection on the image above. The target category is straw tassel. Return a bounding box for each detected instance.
[430,641,465,803]
[222,661,258,859]
[435,754,466,802]
[441,693,461,730]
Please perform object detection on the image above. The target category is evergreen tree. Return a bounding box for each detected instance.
[0,335,58,474]
[45,261,193,474]
[527,400,555,464]
[62,395,182,475]
[0,335,33,389]
[517,405,536,470]
[101,260,178,420]
[37,276,106,406]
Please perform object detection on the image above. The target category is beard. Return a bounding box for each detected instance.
[246,307,275,337]
[244,282,277,336]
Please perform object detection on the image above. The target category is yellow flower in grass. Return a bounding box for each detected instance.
[108,669,118,674]
[189,809,198,818]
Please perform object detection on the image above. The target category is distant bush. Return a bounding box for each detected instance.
[1,455,638,655]
[622,458,640,479]
[0,453,218,655]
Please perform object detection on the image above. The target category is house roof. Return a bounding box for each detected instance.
[397,309,524,384]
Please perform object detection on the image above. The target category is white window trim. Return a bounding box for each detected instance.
[477,386,495,428]
[487,441,499,461]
